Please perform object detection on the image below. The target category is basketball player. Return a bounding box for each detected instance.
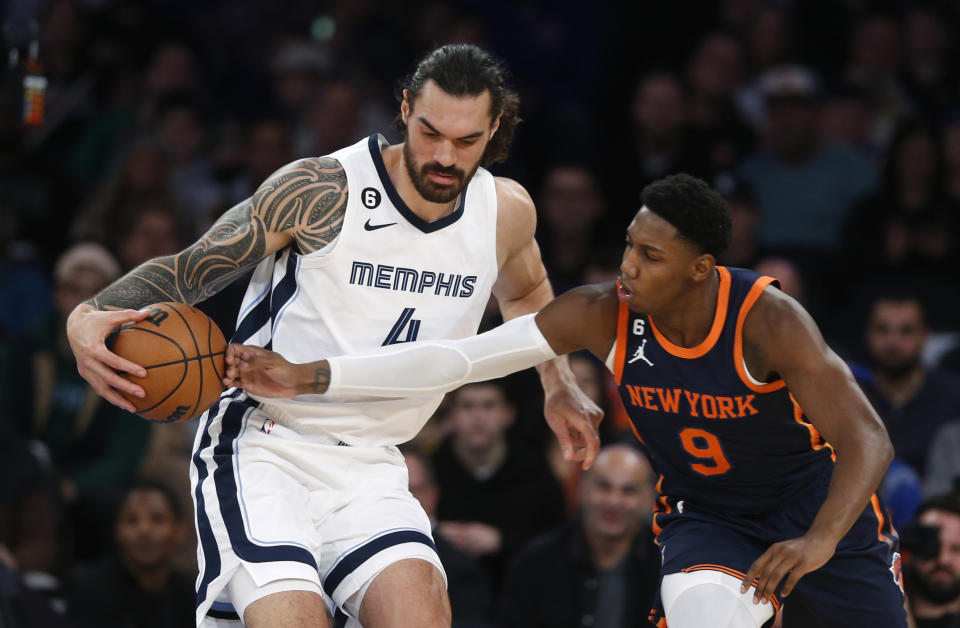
[229,173,909,627]
[66,44,602,627]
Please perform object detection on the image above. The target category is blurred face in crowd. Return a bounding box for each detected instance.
[580,446,654,543]
[766,98,820,162]
[632,74,685,141]
[146,43,197,96]
[401,80,499,204]
[754,257,804,304]
[404,452,439,519]
[821,95,869,147]
[124,143,169,192]
[157,106,205,164]
[748,7,789,71]
[541,166,604,238]
[867,299,927,378]
[450,383,514,454]
[118,208,181,269]
[55,267,113,318]
[116,489,183,571]
[687,34,744,99]
[910,510,960,604]
[851,16,901,72]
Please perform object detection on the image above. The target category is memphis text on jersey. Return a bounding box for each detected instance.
[349,261,477,298]
[622,385,760,420]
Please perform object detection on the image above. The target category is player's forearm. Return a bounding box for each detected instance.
[806,420,893,543]
[319,314,556,397]
[497,274,576,390]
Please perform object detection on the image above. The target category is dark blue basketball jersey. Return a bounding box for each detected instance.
[612,267,836,523]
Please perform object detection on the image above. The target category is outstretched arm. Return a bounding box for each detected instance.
[68,158,348,411]
[742,288,893,603]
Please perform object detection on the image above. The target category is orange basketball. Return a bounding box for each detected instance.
[108,302,227,423]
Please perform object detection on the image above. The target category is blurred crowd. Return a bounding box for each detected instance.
[2,0,960,626]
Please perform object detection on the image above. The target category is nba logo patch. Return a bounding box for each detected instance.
[260,419,276,435]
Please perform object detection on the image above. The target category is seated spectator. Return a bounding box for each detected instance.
[26,244,152,559]
[402,446,493,627]
[432,380,565,590]
[500,444,660,628]
[739,65,876,262]
[65,481,194,627]
[855,292,960,474]
[903,493,960,627]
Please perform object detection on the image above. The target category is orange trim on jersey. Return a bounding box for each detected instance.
[613,300,629,385]
[870,493,894,547]
[651,475,671,539]
[790,394,836,459]
[648,266,731,359]
[681,564,782,612]
[733,275,787,393]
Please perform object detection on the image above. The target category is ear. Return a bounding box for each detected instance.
[489,113,502,138]
[401,89,411,125]
[690,253,716,282]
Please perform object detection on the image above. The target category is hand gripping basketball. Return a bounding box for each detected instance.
[106,303,228,422]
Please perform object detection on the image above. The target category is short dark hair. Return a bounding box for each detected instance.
[915,492,960,520]
[640,173,732,257]
[869,286,927,327]
[394,44,520,166]
[122,480,183,520]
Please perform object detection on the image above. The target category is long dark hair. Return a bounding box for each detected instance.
[394,44,521,166]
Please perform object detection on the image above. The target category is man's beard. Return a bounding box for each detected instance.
[905,562,960,605]
[873,355,921,380]
[402,140,477,204]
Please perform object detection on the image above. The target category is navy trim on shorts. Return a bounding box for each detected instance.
[366,134,467,234]
[333,607,350,628]
[212,397,319,569]
[322,529,437,597]
[193,389,242,608]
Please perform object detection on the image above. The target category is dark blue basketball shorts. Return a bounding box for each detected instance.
[648,471,907,627]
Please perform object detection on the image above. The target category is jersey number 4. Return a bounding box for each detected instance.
[679,428,731,476]
[382,307,421,345]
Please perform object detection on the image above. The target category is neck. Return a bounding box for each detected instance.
[453,438,507,476]
[383,143,460,223]
[122,555,170,593]
[911,594,960,619]
[584,524,634,571]
[873,367,925,408]
[649,271,719,347]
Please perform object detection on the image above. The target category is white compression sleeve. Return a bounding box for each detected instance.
[325,313,557,397]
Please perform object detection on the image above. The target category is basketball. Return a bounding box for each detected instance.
[108,302,227,423]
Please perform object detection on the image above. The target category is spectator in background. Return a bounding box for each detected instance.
[433,380,565,590]
[844,12,910,152]
[536,163,606,293]
[924,421,960,499]
[500,445,659,628]
[24,244,152,560]
[904,494,960,627]
[820,85,875,157]
[72,136,174,244]
[943,115,960,205]
[856,293,960,476]
[684,32,755,178]
[109,203,186,271]
[622,72,695,189]
[842,121,955,283]
[65,481,194,628]
[740,65,876,262]
[403,446,493,628]
[753,257,805,305]
[901,7,955,121]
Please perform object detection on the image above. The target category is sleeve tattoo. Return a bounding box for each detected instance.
[86,158,347,311]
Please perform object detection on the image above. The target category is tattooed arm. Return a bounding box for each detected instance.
[67,157,348,411]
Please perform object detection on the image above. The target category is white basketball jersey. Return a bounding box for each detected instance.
[231,134,499,445]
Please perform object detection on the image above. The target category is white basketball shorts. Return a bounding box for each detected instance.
[190,389,445,626]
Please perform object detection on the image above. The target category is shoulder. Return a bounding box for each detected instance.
[494,176,536,232]
[742,286,828,371]
[743,286,813,342]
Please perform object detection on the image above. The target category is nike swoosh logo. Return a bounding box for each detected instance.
[364,219,397,231]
